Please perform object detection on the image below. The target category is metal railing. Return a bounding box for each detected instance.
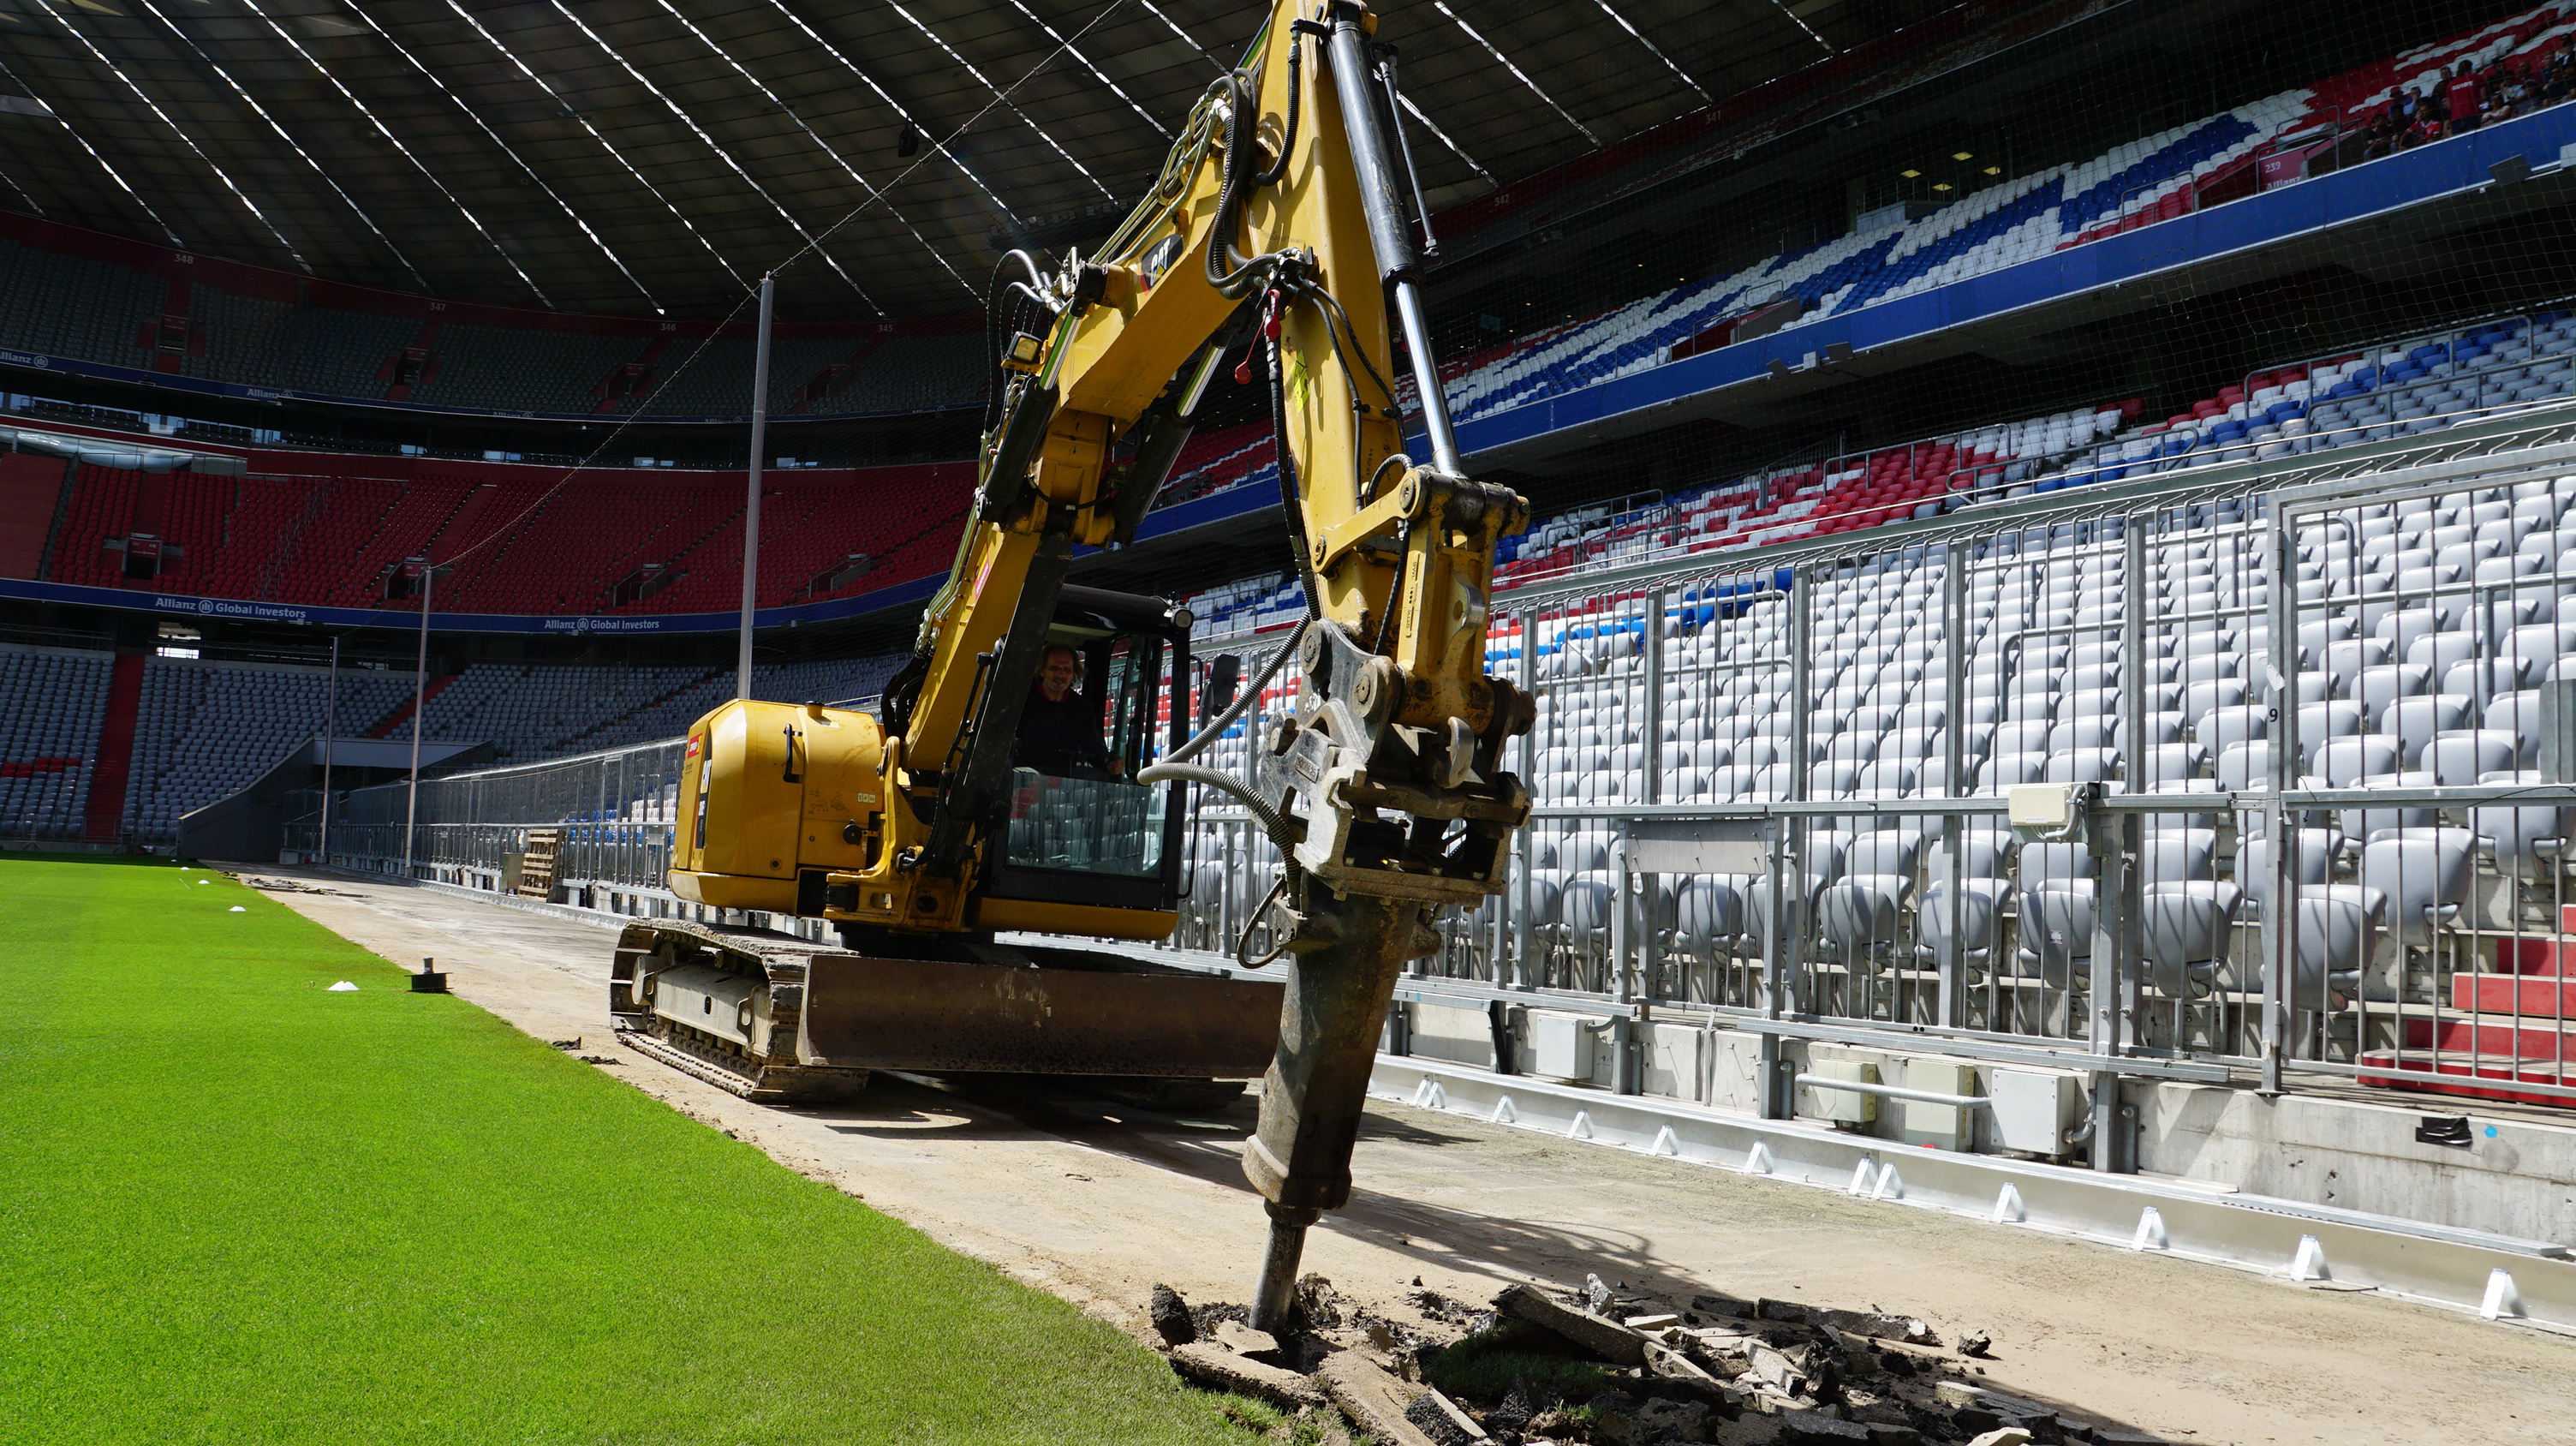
[289,738,695,917]
[1180,407,2576,1134]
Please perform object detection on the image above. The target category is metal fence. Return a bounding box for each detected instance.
[1179,405,2576,1127]
[308,405,2576,1133]
[290,738,692,916]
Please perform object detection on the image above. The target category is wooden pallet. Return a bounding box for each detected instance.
[516,828,562,900]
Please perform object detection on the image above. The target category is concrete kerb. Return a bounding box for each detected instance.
[282,863,632,933]
[1368,1056,2576,1336]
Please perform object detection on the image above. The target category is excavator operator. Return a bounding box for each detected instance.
[1013,643,1119,777]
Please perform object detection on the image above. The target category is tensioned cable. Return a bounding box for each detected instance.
[880,0,1117,200]
[748,0,1023,226]
[439,0,750,293]
[998,0,1171,137]
[544,0,881,312]
[428,0,1142,578]
[643,0,981,304]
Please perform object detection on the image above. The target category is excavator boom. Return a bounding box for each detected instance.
[624,0,1529,1331]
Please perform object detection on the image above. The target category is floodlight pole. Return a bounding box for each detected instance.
[319,634,337,867]
[402,564,432,879]
[737,272,775,701]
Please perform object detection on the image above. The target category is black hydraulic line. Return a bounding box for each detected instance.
[1289,276,1401,413]
[984,249,1052,431]
[1206,32,1310,300]
[1252,31,1303,188]
[1205,70,1268,299]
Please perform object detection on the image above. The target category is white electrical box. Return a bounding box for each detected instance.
[1804,1059,1879,1125]
[2008,783,2075,836]
[1988,1068,2082,1156]
[1527,1010,1595,1081]
[1900,1059,1976,1150]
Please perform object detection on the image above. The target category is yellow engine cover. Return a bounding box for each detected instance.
[673,699,886,911]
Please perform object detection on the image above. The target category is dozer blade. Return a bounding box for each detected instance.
[796,947,1282,1079]
[611,919,1279,1101]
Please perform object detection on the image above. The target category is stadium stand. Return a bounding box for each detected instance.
[33,457,973,617]
[403,326,650,415]
[1396,3,2576,430]
[0,237,164,367]
[80,650,912,845]
[121,659,416,845]
[1181,301,2576,621]
[825,334,987,416]
[0,646,112,843]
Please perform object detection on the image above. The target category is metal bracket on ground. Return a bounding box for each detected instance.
[1369,1055,2576,1334]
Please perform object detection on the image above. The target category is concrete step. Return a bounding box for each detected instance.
[2499,935,2576,977]
[2359,1047,2576,1108]
[2454,972,2576,1014]
[2405,1015,2575,1061]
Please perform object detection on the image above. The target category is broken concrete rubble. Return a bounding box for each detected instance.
[1151,1273,2136,1446]
[1494,1282,1651,1365]
[1319,1350,1441,1446]
[1214,1320,1283,1360]
[1404,1385,1493,1445]
[1172,1341,1328,1411]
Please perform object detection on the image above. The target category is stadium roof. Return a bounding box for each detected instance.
[0,0,1959,320]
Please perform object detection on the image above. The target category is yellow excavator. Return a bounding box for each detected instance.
[610,0,1530,1326]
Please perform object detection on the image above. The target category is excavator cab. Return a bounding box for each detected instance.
[984,584,1192,917]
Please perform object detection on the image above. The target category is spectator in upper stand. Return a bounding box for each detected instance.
[2361,109,2398,162]
[2447,61,2484,134]
[2403,87,2446,148]
[2544,49,2573,105]
[2491,62,2525,123]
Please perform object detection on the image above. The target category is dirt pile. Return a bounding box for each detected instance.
[1153,1275,2159,1446]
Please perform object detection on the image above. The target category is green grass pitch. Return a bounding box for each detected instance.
[0,857,1252,1445]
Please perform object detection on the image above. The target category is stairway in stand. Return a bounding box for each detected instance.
[81,652,145,844]
[367,675,457,739]
[2361,905,2576,1108]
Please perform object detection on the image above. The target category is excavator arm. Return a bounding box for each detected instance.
[886,0,1535,1327]
[650,0,1530,1329]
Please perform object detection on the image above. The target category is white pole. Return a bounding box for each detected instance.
[737,272,775,700]
[319,635,337,866]
[402,564,431,878]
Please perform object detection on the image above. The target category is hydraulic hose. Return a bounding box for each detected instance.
[1166,618,1307,765]
[1135,759,1297,853]
[1205,34,1305,300]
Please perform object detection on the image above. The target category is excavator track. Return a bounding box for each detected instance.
[611,918,873,1104]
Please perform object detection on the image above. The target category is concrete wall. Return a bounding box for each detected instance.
[2131,1080,2576,1244]
[1383,1001,2576,1243]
